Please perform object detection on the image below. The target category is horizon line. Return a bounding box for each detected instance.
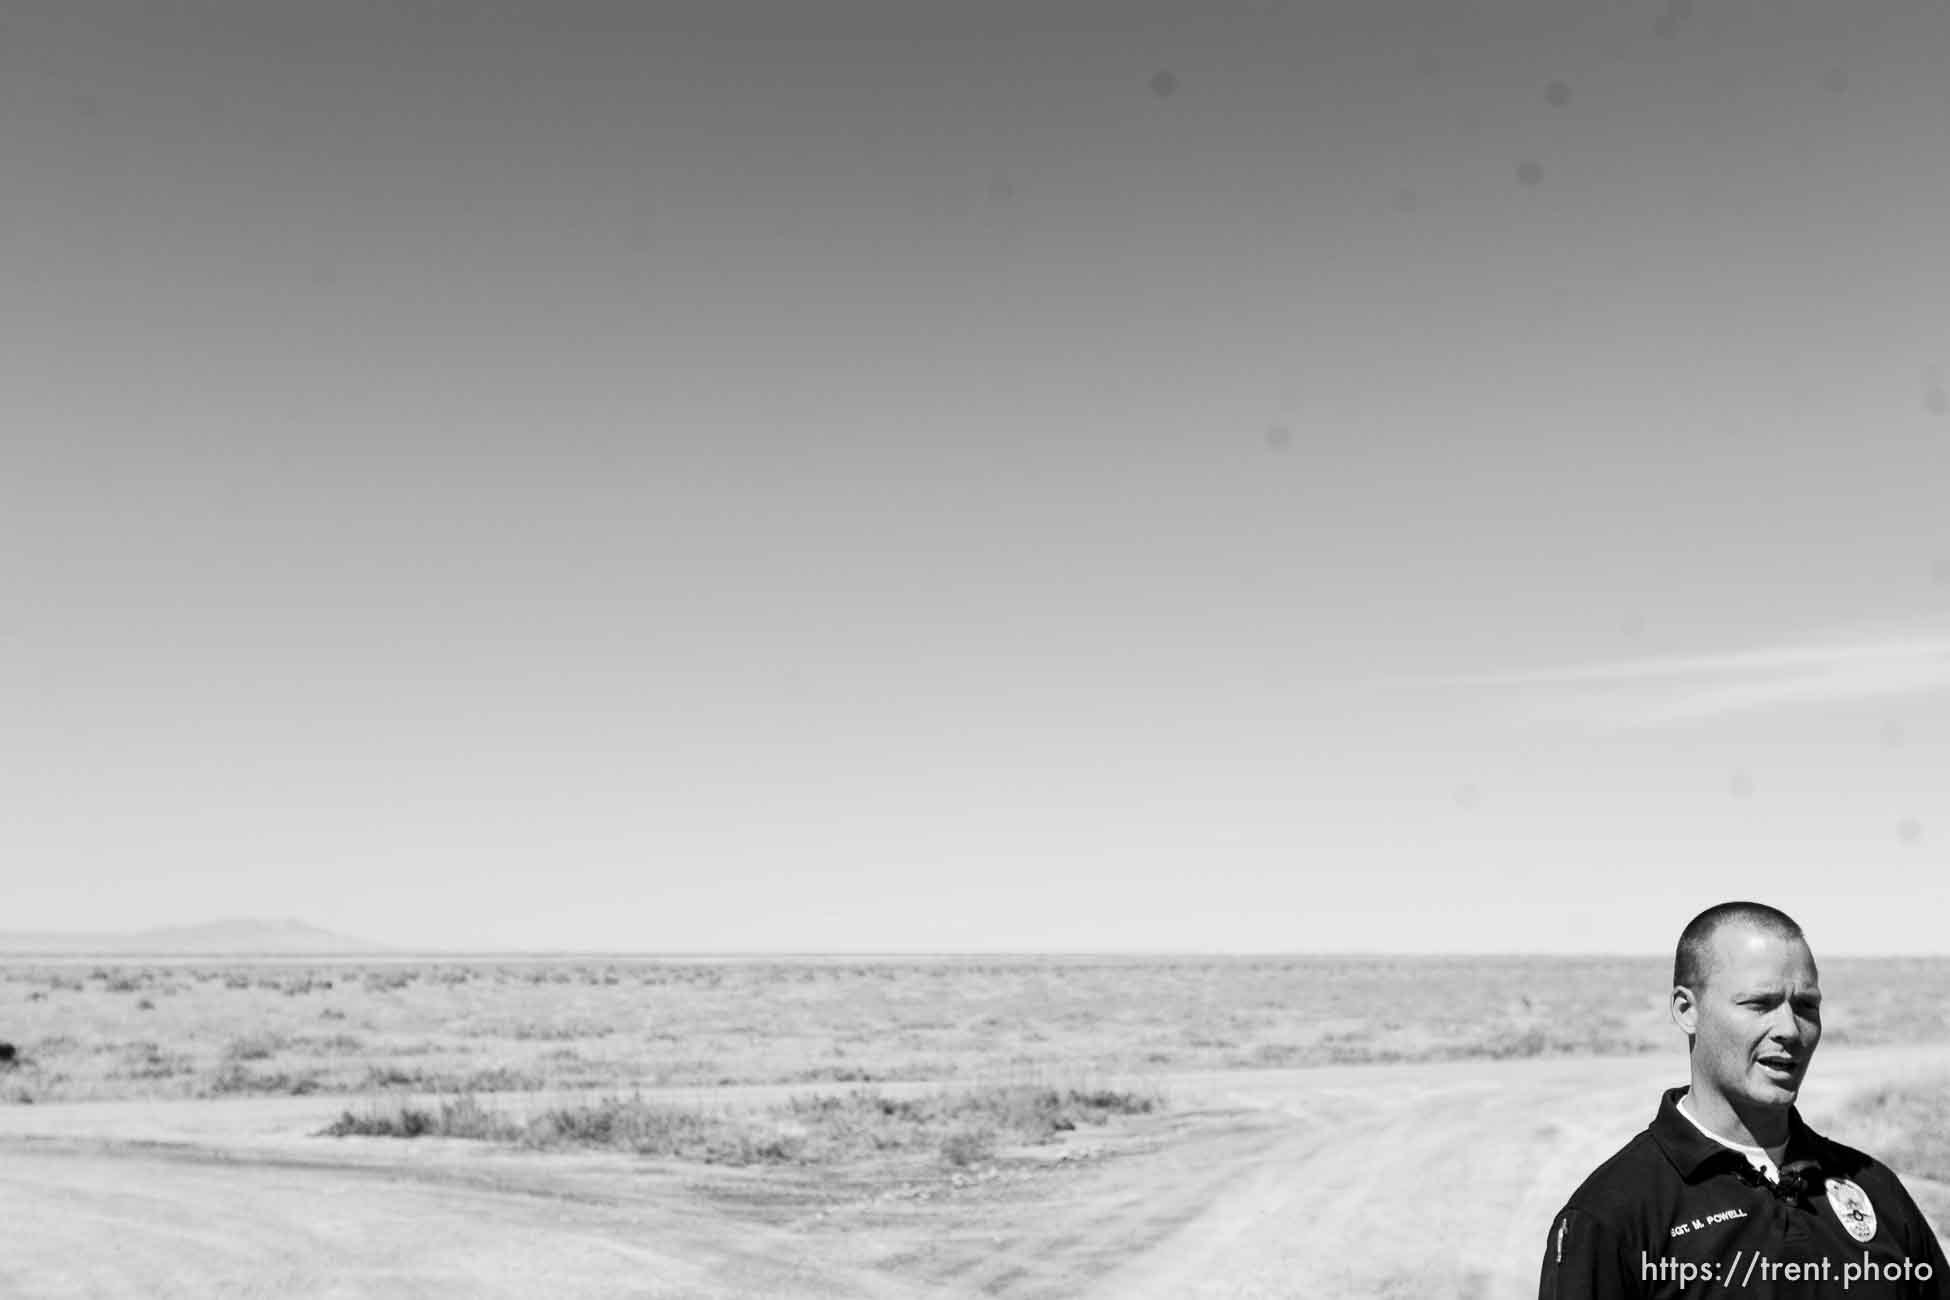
[5,947,1949,961]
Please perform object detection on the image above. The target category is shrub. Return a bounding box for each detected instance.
[940,1125,996,1166]
[223,1033,286,1062]
[362,1065,419,1089]
[315,1083,1165,1168]
[319,1095,519,1141]
[209,1064,322,1095]
[123,1045,194,1080]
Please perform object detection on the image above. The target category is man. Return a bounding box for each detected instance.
[1539,901,1950,1298]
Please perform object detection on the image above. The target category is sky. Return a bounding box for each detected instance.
[4,0,1948,954]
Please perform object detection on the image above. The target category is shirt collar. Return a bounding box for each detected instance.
[1649,1086,1820,1181]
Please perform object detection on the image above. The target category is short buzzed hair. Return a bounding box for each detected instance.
[1674,901,1806,992]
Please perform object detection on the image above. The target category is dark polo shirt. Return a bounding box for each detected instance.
[1539,1087,1950,1298]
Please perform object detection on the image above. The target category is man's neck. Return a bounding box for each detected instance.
[1683,1083,1790,1150]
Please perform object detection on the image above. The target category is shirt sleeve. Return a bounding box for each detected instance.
[1885,1174,1950,1299]
[1539,1205,1642,1300]
[1914,1223,1950,1300]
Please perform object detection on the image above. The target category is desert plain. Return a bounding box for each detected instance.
[2,953,1947,1298]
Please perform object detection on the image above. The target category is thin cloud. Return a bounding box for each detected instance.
[1419,628,1950,729]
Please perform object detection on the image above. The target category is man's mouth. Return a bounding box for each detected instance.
[1756,1054,1803,1078]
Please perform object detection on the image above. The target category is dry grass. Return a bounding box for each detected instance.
[5,955,1950,1106]
[1836,1075,1950,1232]
[1843,1077,1950,1183]
[317,1084,1159,1167]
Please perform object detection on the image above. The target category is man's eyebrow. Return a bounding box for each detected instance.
[1732,986,1823,1000]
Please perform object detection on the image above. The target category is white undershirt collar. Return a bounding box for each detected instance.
[1677,1091,1787,1184]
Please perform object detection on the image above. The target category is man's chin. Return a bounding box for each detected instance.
[1749,1065,1807,1102]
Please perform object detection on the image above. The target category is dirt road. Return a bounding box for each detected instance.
[4,1045,1947,1299]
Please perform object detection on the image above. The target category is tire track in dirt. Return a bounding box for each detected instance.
[0,1142,940,1300]
[1076,1045,1950,1300]
[843,1110,1310,1300]
[4,1046,1947,1299]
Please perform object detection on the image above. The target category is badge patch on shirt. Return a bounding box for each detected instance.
[1826,1177,1877,1242]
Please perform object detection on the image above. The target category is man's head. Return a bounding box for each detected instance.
[1670,901,1822,1144]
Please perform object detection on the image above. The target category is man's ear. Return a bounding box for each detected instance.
[1670,985,1700,1037]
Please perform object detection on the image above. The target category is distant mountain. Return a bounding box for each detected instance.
[0,917,392,956]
